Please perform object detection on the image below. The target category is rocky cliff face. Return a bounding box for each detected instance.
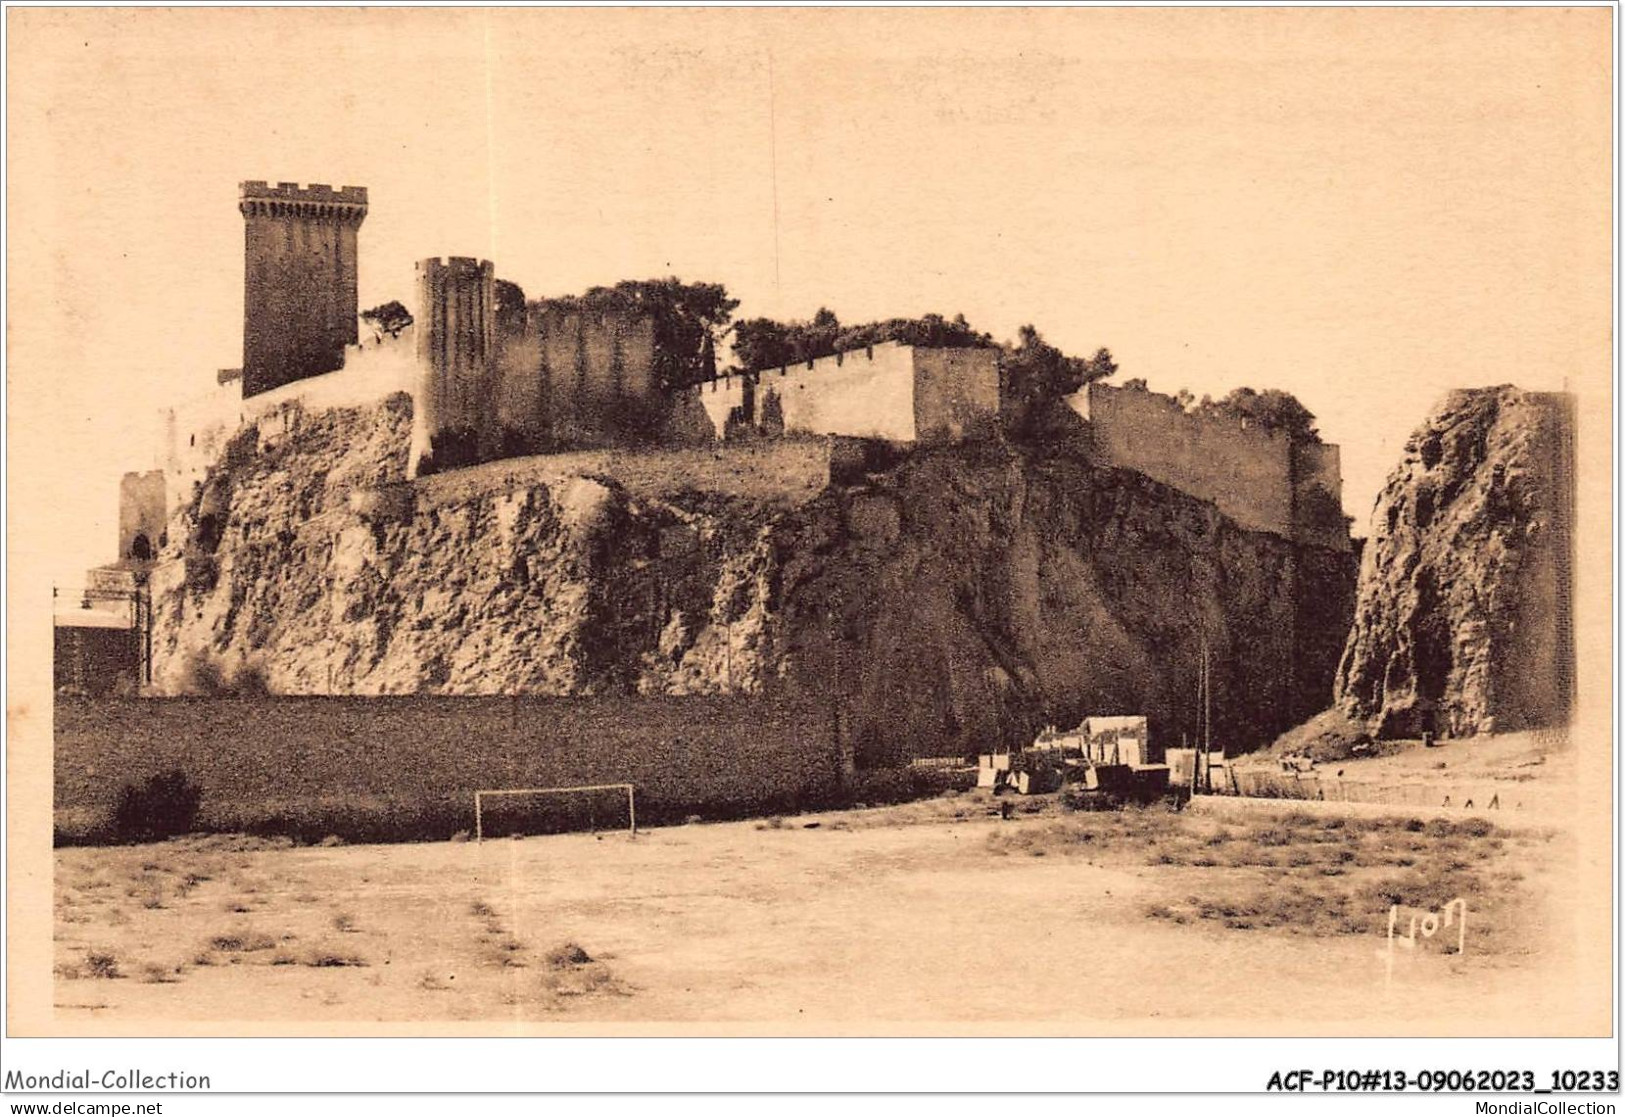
[1336,386,1573,738]
[150,396,1356,764]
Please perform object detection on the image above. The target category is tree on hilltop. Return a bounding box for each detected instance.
[1197,387,1321,442]
[1000,325,1117,441]
[360,300,413,338]
[494,280,527,329]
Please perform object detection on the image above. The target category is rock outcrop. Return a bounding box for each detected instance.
[149,395,1357,764]
[1336,386,1574,738]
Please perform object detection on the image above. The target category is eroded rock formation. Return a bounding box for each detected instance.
[1336,386,1574,738]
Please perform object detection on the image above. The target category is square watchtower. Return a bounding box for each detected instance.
[239,181,368,397]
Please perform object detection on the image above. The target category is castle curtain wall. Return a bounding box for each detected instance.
[911,347,1001,444]
[493,320,545,455]
[696,344,1002,445]
[765,343,918,441]
[1085,382,1298,541]
[530,310,660,450]
[1289,440,1349,551]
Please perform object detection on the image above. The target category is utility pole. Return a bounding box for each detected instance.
[1194,634,1210,800]
[136,584,153,688]
[1201,637,1213,794]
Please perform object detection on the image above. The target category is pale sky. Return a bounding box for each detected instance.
[8,7,1612,586]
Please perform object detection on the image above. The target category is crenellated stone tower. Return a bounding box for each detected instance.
[239,181,368,397]
[415,256,496,470]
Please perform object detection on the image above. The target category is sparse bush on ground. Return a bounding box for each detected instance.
[83,951,121,979]
[209,930,278,954]
[985,807,1543,952]
[50,785,1562,1026]
[544,942,593,968]
[303,946,367,968]
[1259,707,1387,763]
[113,771,203,843]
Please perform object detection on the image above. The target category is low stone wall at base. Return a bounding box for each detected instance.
[1210,769,1570,825]
[55,694,840,844]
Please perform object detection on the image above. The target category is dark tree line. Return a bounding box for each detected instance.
[730,309,997,372]
[1136,382,1322,443]
[1198,386,1321,442]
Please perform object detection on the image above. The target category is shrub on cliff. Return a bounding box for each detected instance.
[171,649,272,697]
[1000,325,1116,441]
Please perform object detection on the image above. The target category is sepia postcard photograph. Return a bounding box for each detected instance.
[2,2,1617,1103]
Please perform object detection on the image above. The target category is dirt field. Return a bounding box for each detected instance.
[52,794,1597,1033]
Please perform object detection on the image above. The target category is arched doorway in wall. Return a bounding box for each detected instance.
[129,533,153,562]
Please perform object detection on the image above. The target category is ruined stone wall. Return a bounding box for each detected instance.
[243,327,419,420]
[698,372,754,437]
[1290,440,1350,551]
[117,470,168,560]
[493,317,544,455]
[1083,382,1299,540]
[701,344,999,445]
[208,327,423,478]
[766,343,918,441]
[158,308,419,520]
[158,386,239,516]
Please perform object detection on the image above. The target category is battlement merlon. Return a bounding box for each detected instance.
[239,181,368,221]
[417,256,495,278]
[240,180,368,204]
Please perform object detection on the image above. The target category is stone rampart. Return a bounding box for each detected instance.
[700,342,999,445]
[1084,383,1302,542]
